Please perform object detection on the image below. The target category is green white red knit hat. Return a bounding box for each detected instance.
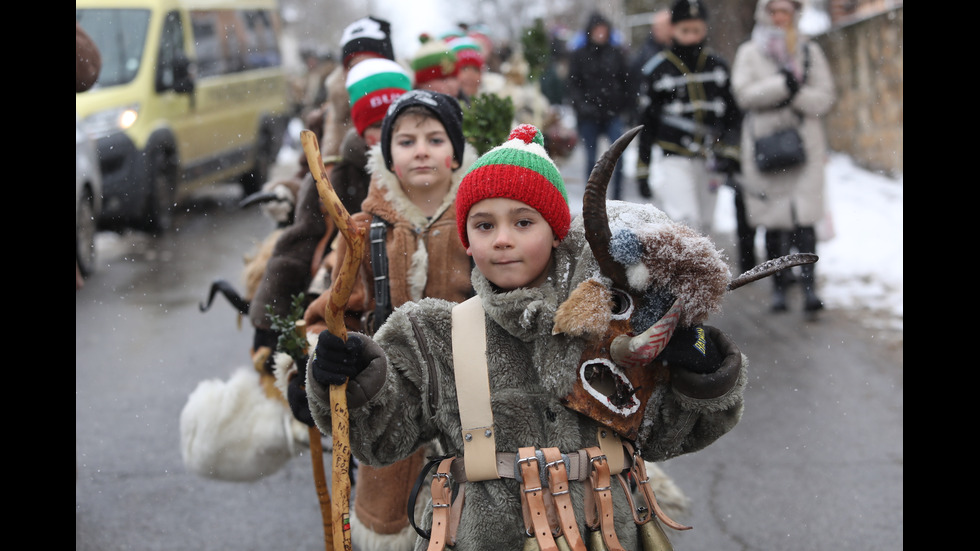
[456,124,570,248]
[345,58,411,136]
[410,34,458,85]
[446,36,485,71]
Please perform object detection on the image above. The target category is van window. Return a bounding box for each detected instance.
[190,9,281,79]
[76,9,150,88]
[156,11,187,91]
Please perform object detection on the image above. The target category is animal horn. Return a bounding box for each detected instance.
[583,125,643,288]
[610,298,682,368]
[728,253,818,291]
[199,279,250,315]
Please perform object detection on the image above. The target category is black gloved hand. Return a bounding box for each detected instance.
[781,68,800,97]
[287,372,315,428]
[311,331,368,387]
[657,324,722,374]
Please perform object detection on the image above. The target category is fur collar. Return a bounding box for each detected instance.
[363,142,479,227]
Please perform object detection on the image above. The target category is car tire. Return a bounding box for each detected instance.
[76,185,98,277]
[143,145,176,234]
[240,125,275,195]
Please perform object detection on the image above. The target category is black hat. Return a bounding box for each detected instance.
[339,16,395,69]
[380,90,465,172]
[671,0,709,23]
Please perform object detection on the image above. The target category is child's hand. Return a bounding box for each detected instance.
[657,325,722,374]
[311,331,368,386]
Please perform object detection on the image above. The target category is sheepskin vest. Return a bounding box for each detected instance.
[330,142,479,329]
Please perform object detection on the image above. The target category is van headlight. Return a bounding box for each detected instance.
[81,104,140,140]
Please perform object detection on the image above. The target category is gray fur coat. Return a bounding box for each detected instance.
[307,204,747,550]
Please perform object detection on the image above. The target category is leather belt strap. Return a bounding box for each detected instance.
[584,447,625,551]
[426,457,455,551]
[452,297,499,481]
[518,447,558,551]
[541,447,586,551]
[448,448,632,485]
[625,442,691,532]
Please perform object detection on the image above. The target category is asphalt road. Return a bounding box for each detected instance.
[76,146,903,551]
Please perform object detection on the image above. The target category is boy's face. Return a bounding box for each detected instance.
[672,19,707,46]
[458,66,481,98]
[390,114,459,191]
[465,197,559,291]
[363,123,382,147]
[417,76,461,97]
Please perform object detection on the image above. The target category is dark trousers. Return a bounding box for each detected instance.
[577,116,625,200]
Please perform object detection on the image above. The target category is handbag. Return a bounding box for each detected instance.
[754,126,805,173]
[752,43,811,173]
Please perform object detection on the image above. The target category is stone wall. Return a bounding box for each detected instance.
[814,7,903,175]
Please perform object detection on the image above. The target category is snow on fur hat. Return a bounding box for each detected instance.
[380,89,465,172]
[339,16,395,69]
[447,36,485,71]
[346,58,411,136]
[410,34,458,85]
[456,124,570,248]
[671,0,709,23]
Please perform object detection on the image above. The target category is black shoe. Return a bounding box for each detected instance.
[804,292,824,313]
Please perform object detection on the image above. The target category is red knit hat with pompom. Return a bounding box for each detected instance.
[456,124,570,248]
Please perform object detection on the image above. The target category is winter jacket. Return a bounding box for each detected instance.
[636,41,742,171]
[566,15,631,124]
[306,203,747,551]
[730,0,836,229]
[303,141,479,336]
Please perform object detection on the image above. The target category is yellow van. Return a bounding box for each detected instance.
[76,0,290,233]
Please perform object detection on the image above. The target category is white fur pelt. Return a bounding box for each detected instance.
[349,508,420,551]
[179,366,307,481]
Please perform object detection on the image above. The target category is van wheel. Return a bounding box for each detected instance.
[76,186,98,277]
[143,147,176,234]
[241,128,275,195]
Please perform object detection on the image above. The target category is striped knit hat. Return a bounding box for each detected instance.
[456,124,570,248]
[446,36,485,71]
[410,34,458,85]
[345,58,411,136]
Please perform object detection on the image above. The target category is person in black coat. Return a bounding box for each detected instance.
[566,12,631,200]
[634,0,742,234]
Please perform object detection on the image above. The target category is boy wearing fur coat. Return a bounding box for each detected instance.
[305,124,747,550]
[297,89,479,551]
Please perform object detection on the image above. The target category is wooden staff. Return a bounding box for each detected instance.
[301,129,366,551]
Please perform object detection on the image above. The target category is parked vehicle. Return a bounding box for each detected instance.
[76,115,104,277]
[75,0,290,233]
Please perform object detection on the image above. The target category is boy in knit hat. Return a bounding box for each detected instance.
[295,89,478,551]
[248,15,398,368]
[304,124,747,550]
[410,35,466,104]
[445,35,485,98]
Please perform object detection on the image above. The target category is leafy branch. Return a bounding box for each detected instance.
[266,292,308,362]
[463,93,515,156]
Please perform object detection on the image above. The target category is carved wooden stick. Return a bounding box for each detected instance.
[301,129,366,551]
